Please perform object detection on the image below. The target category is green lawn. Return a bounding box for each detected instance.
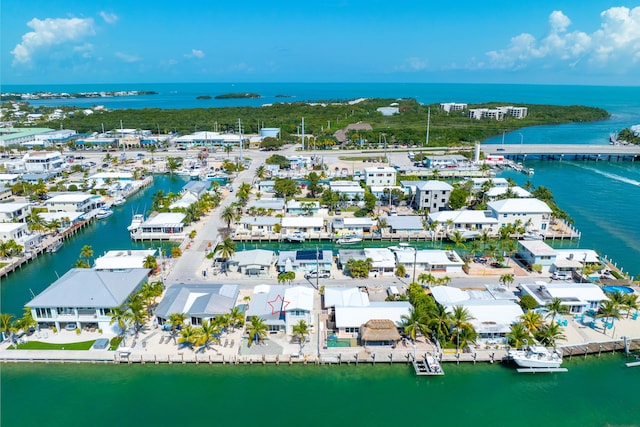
[10,340,96,350]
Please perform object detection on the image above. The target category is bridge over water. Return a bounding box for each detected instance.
[481,144,640,162]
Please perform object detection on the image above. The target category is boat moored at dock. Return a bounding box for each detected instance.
[506,346,563,369]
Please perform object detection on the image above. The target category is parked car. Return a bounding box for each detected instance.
[551,271,571,280]
[305,270,330,279]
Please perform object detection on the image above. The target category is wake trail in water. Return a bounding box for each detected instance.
[569,163,640,187]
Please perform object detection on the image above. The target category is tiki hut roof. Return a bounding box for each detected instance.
[360,319,401,342]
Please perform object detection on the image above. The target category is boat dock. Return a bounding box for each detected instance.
[413,355,445,376]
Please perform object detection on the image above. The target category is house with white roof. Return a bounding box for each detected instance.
[94,249,157,270]
[332,217,374,237]
[173,131,249,147]
[246,285,314,335]
[329,181,365,204]
[485,186,531,201]
[286,200,320,215]
[517,240,557,270]
[228,249,275,276]
[281,216,324,235]
[487,198,552,232]
[0,222,40,251]
[257,180,276,193]
[469,178,509,192]
[369,185,404,200]
[394,249,465,274]
[519,281,608,314]
[364,166,396,187]
[26,268,150,333]
[381,216,425,235]
[0,202,31,222]
[551,249,602,276]
[238,216,280,235]
[155,284,240,326]
[44,193,104,213]
[246,198,285,213]
[337,248,396,277]
[333,302,411,340]
[130,212,186,241]
[324,287,370,308]
[22,151,66,173]
[412,180,453,211]
[424,155,469,169]
[428,210,498,235]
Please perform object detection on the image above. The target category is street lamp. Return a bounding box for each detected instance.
[517,132,524,145]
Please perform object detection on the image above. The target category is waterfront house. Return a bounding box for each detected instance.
[26,268,150,333]
[237,216,280,235]
[487,198,552,232]
[0,185,10,202]
[0,222,40,251]
[44,193,104,213]
[423,155,469,169]
[411,180,453,212]
[324,287,370,309]
[228,249,275,276]
[394,249,465,274]
[337,248,396,277]
[329,181,365,205]
[39,211,84,229]
[0,202,31,222]
[88,172,134,189]
[469,178,509,192]
[518,281,608,314]
[428,210,498,235]
[332,217,374,237]
[280,216,324,236]
[517,240,557,271]
[246,285,314,335]
[130,212,186,241]
[369,185,404,200]
[277,249,333,273]
[169,181,210,210]
[0,173,20,185]
[333,302,410,342]
[155,284,239,326]
[286,200,320,216]
[485,186,531,201]
[364,166,397,187]
[94,249,157,270]
[381,215,425,235]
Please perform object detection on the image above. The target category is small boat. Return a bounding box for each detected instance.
[112,195,126,206]
[388,243,416,253]
[506,346,562,368]
[522,232,544,240]
[284,233,305,243]
[47,240,64,253]
[95,208,114,220]
[336,236,363,245]
[127,214,145,232]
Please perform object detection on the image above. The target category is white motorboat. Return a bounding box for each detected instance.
[47,240,64,253]
[507,346,563,368]
[388,243,415,253]
[284,233,305,243]
[127,214,145,232]
[95,208,114,220]
[336,236,363,245]
[112,195,126,206]
[522,232,544,240]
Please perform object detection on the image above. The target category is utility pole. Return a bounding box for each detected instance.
[315,245,320,289]
[412,247,417,284]
[301,117,305,151]
[426,107,430,146]
[238,118,243,169]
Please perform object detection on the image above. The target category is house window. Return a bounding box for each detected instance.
[36,308,52,318]
[56,307,74,315]
[345,327,359,333]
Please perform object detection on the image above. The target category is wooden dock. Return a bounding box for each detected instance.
[413,355,444,376]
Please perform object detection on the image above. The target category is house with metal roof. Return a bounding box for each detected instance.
[487,198,552,232]
[412,180,453,211]
[237,216,280,235]
[519,281,608,314]
[280,216,324,235]
[337,248,396,277]
[394,249,465,274]
[94,249,157,270]
[246,285,314,334]
[428,210,498,235]
[155,284,239,326]
[277,249,333,273]
[246,198,285,213]
[485,186,531,201]
[228,249,275,276]
[257,180,276,193]
[130,212,186,241]
[517,240,557,270]
[286,200,321,215]
[332,217,374,236]
[324,287,370,308]
[44,193,104,213]
[381,215,424,234]
[0,202,31,222]
[26,268,150,333]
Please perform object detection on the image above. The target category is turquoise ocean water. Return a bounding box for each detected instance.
[2,83,640,426]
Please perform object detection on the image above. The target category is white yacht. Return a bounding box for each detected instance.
[127,214,145,232]
[507,346,563,368]
[95,208,114,220]
[112,195,126,206]
[336,236,363,245]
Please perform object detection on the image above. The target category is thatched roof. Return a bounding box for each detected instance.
[360,319,401,342]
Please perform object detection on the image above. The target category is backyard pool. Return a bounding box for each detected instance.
[602,286,635,294]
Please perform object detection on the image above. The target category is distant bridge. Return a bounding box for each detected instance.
[481,144,640,161]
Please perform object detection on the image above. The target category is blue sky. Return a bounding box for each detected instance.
[2,0,640,85]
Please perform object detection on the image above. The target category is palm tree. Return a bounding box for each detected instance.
[499,273,515,289]
[622,293,640,318]
[79,245,94,263]
[506,322,530,349]
[544,297,570,323]
[215,238,236,267]
[0,313,15,340]
[195,319,221,352]
[401,308,431,342]
[246,316,268,347]
[143,255,158,272]
[16,307,37,334]
[520,311,543,335]
[449,231,467,252]
[224,144,233,159]
[110,306,132,345]
[166,157,181,175]
[220,205,236,230]
[597,299,621,335]
[168,312,187,343]
[292,319,310,353]
[255,165,266,180]
[417,273,436,287]
[178,325,198,350]
[428,304,452,344]
[455,326,478,351]
[126,298,147,337]
[228,306,245,331]
[536,322,566,347]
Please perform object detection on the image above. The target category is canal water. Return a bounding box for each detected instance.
[0,174,188,315]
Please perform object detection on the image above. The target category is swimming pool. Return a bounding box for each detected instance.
[602,286,635,294]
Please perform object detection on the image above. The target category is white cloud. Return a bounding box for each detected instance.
[185,49,205,59]
[394,57,428,72]
[115,52,141,63]
[484,7,640,70]
[99,11,119,24]
[11,17,95,65]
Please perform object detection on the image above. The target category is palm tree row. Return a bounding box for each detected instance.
[0,240,23,258]
[401,283,478,350]
[507,299,568,349]
[171,307,246,350]
[110,281,164,343]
